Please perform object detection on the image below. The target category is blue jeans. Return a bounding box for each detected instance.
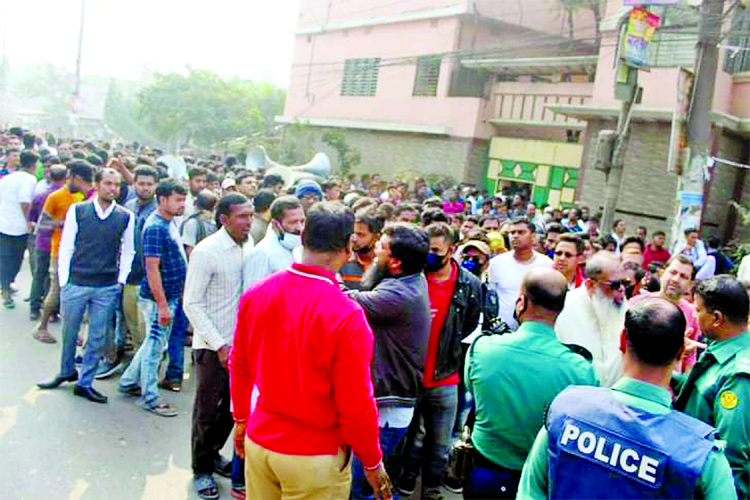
[401,385,459,489]
[59,283,120,388]
[119,297,179,407]
[351,423,410,500]
[463,454,522,499]
[164,299,187,381]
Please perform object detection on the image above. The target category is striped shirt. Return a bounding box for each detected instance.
[183,227,254,351]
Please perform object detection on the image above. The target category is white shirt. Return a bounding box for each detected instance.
[58,197,136,286]
[183,227,254,351]
[243,226,295,291]
[0,170,36,236]
[488,250,553,330]
[555,286,624,387]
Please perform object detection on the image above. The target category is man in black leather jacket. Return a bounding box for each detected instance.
[398,222,495,499]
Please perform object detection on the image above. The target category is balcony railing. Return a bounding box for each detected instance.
[490,82,594,129]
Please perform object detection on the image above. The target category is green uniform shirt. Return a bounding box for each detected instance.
[465,321,597,471]
[518,378,737,500]
[675,333,750,499]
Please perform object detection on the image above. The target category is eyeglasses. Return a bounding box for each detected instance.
[597,279,633,291]
[554,250,579,258]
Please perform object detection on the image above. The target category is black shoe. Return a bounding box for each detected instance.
[442,474,463,494]
[73,385,108,404]
[37,373,78,389]
[214,457,232,478]
[30,310,41,321]
[50,313,60,323]
[396,474,417,497]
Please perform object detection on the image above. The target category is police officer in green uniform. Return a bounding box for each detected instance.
[518,297,736,499]
[674,275,750,499]
[463,268,597,499]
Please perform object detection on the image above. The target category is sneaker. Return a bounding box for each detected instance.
[396,474,417,497]
[30,310,41,321]
[139,401,178,417]
[442,474,463,494]
[3,297,15,309]
[95,360,124,380]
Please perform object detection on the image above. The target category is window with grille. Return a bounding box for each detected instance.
[340,58,380,97]
[649,6,700,68]
[413,56,441,97]
[724,8,750,74]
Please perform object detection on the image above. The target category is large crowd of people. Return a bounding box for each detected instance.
[1,125,749,500]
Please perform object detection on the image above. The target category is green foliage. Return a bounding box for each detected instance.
[137,68,284,148]
[321,130,361,177]
[104,80,157,146]
[278,123,316,166]
[15,63,73,115]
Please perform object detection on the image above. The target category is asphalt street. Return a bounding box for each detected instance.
[0,259,232,500]
[1,259,461,500]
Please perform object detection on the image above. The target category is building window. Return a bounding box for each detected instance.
[724,8,750,74]
[341,58,380,97]
[413,56,441,97]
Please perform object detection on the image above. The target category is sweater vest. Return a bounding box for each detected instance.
[70,201,129,286]
[546,385,716,499]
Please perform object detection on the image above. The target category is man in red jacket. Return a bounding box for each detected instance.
[229,202,392,500]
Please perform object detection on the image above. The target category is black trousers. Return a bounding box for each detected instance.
[0,232,27,291]
[191,348,234,476]
[29,249,50,312]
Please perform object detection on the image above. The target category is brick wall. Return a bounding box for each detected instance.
[578,120,679,238]
[308,127,486,183]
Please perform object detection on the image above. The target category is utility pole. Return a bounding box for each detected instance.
[670,0,725,245]
[75,0,85,96]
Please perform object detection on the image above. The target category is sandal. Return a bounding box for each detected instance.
[33,329,57,344]
[194,475,219,500]
[141,401,178,417]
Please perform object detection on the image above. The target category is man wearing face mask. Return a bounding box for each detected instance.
[398,222,483,499]
[243,196,306,290]
[346,224,431,499]
[465,268,597,499]
[341,209,384,291]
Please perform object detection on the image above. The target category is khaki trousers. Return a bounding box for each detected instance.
[244,437,352,500]
[122,284,146,349]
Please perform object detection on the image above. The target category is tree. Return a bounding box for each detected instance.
[557,0,604,52]
[321,130,361,177]
[137,68,284,148]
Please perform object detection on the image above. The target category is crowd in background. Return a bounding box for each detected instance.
[1,125,748,500]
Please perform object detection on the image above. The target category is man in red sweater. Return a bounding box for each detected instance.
[643,230,671,268]
[229,202,392,500]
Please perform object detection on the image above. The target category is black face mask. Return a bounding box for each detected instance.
[354,244,373,255]
[425,252,448,273]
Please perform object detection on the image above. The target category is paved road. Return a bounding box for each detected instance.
[1,260,460,500]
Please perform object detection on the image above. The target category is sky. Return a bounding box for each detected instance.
[1,0,301,87]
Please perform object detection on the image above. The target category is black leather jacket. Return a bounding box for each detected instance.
[431,263,487,381]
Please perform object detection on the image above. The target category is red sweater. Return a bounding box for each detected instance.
[643,244,671,268]
[229,263,382,468]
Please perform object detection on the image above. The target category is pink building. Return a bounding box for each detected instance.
[280,0,750,240]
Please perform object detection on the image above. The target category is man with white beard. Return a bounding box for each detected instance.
[555,252,628,387]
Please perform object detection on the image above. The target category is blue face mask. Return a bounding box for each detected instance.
[461,259,478,273]
[425,252,448,273]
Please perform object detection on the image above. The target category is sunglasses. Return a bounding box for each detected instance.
[598,279,633,291]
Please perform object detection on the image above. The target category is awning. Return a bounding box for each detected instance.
[461,55,599,76]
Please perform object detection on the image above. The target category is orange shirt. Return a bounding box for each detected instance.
[43,186,85,257]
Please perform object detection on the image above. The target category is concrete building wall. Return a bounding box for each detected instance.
[577,119,679,238]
